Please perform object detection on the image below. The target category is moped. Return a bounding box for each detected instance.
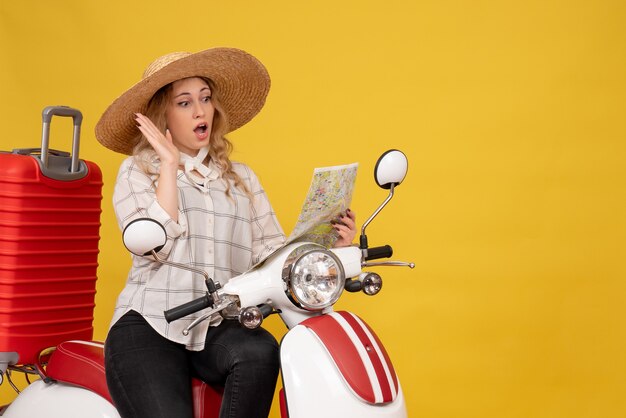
[0,149,413,418]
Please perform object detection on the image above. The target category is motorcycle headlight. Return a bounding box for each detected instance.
[282,244,346,311]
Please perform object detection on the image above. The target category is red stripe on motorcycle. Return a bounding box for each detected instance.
[302,314,376,403]
[358,317,399,394]
[335,311,398,402]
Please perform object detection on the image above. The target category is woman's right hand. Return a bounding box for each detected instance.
[135,113,180,221]
[135,113,180,171]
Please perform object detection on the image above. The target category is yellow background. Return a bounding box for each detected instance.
[1,0,625,417]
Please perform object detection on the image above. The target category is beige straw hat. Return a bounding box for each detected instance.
[95,47,270,155]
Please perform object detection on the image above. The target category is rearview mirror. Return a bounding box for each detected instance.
[374,149,408,189]
[122,218,167,256]
[360,149,409,254]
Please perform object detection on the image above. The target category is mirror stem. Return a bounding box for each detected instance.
[150,250,221,303]
[359,183,395,256]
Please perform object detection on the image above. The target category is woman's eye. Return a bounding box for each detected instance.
[202,96,212,103]
[177,101,190,107]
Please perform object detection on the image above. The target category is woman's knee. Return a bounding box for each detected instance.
[204,321,280,372]
[238,327,279,366]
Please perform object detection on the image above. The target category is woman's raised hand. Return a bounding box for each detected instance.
[135,113,180,170]
[333,209,357,247]
[135,113,180,221]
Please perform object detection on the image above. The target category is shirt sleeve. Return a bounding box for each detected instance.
[113,157,187,258]
[241,164,286,264]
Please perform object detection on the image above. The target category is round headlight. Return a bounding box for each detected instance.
[285,247,345,310]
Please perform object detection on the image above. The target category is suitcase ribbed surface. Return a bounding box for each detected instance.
[0,153,103,365]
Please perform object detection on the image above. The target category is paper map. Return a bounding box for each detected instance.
[286,162,358,248]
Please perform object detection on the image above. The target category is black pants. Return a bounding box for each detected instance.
[104,310,280,418]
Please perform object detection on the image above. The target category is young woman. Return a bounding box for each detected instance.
[94,48,356,418]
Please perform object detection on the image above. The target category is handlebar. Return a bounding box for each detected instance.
[164,294,213,323]
[364,245,393,260]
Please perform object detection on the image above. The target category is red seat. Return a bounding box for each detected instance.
[45,340,223,418]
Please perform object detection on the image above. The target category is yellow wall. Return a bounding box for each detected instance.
[1,0,625,417]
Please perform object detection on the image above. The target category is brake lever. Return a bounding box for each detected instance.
[362,260,415,268]
[182,300,234,336]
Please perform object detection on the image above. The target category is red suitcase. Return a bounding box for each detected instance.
[0,106,103,367]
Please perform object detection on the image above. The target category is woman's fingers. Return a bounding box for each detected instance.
[333,224,354,247]
[135,113,163,141]
[342,209,356,229]
[333,208,357,247]
[135,113,179,166]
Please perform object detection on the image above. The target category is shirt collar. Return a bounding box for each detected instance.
[179,148,220,184]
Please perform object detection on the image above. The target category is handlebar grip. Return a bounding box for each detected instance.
[365,245,393,260]
[164,294,213,323]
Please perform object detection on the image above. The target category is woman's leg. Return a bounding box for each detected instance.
[104,310,193,418]
[189,320,280,418]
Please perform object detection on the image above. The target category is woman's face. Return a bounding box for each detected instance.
[165,77,215,157]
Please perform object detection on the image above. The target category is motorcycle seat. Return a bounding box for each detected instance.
[45,340,223,418]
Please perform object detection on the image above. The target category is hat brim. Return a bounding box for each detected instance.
[95,47,270,155]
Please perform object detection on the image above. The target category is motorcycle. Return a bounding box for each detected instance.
[0,149,413,418]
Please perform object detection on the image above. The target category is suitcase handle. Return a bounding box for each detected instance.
[41,106,83,173]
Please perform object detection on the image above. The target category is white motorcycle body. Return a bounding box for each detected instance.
[221,243,363,328]
[281,317,406,418]
[222,243,407,418]
[1,243,407,418]
[2,379,120,418]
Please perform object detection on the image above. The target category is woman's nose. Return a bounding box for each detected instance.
[193,102,205,118]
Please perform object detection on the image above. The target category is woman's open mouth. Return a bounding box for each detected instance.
[194,123,209,140]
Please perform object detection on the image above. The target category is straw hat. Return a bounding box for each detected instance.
[95,47,270,155]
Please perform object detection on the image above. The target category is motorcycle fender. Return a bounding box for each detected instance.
[2,379,120,418]
[280,312,407,418]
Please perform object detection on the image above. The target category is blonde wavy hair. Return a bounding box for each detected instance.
[132,76,252,199]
